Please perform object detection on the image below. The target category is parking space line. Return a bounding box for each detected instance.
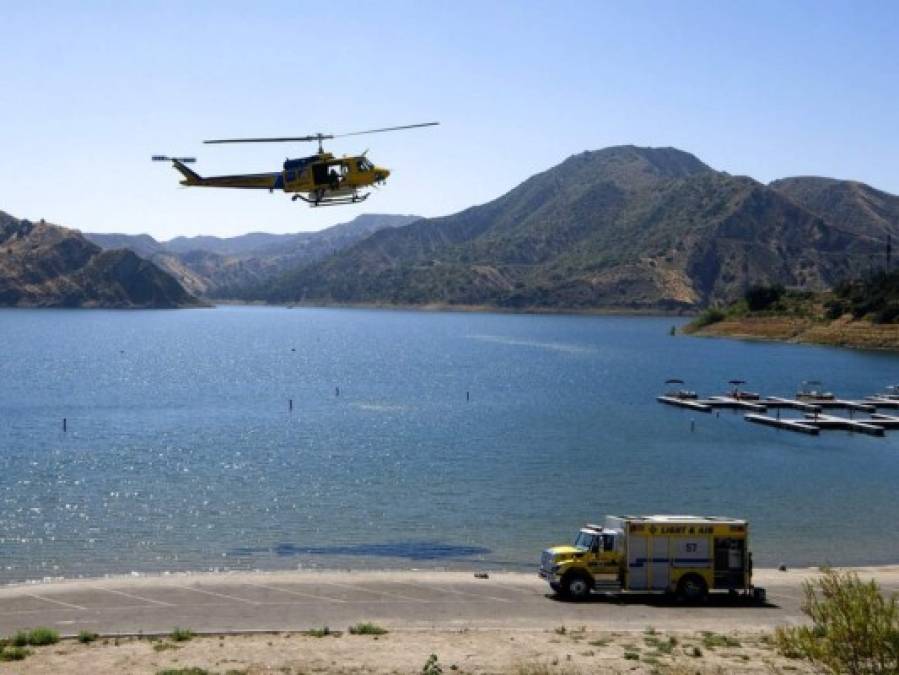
[396,580,512,603]
[241,581,347,604]
[319,580,428,603]
[92,587,174,607]
[23,593,86,611]
[175,585,259,605]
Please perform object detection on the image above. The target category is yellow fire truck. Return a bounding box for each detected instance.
[539,515,765,602]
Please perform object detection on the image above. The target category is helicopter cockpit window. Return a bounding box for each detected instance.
[356,158,374,172]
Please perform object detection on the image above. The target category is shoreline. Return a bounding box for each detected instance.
[684,316,899,352]
[211,299,698,317]
[4,563,898,592]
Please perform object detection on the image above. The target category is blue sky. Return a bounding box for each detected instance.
[1,1,896,239]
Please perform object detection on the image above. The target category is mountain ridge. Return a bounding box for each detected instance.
[86,213,421,298]
[0,212,200,308]
[252,145,896,311]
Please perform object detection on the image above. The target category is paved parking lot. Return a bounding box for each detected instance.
[1,568,896,636]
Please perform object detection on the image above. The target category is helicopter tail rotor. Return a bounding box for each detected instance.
[152,155,196,163]
[152,155,202,184]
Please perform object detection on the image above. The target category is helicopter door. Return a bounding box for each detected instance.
[312,163,330,186]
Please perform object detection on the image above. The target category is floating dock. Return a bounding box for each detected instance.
[864,397,899,409]
[800,399,876,412]
[745,413,820,435]
[761,396,821,413]
[701,396,767,412]
[656,396,712,412]
[658,389,899,437]
[801,413,885,436]
[865,413,899,429]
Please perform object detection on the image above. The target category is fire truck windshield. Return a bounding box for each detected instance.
[574,531,597,550]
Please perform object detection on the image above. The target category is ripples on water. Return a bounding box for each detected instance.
[1,306,898,583]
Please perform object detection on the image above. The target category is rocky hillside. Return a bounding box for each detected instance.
[87,214,420,298]
[0,211,200,308]
[257,146,895,311]
[770,176,899,239]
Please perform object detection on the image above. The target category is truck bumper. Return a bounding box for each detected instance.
[538,569,559,583]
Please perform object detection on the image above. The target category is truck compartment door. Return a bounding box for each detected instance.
[626,535,648,590]
[648,536,670,590]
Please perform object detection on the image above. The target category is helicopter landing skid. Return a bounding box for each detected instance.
[292,192,370,207]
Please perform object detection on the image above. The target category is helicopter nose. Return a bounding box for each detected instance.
[375,168,390,183]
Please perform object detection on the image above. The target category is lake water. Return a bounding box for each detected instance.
[1,306,898,584]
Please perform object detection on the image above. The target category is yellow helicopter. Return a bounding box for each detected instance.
[153,122,438,207]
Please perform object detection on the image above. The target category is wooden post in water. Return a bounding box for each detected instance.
[289,399,293,411]
[466,391,470,402]
[690,419,695,432]
[62,417,67,432]
[335,386,340,397]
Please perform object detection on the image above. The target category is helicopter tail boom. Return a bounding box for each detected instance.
[152,155,281,189]
[171,159,203,185]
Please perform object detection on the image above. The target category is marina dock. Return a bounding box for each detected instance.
[761,396,821,413]
[656,396,712,412]
[745,413,820,435]
[702,396,767,412]
[868,413,899,429]
[864,397,899,409]
[801,399,876,412]
[801,413,885,436]
[658,386,899,437]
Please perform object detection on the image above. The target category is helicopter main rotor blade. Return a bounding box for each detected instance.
[332,122,440,138]
[204,134,333,144]
[202,122,438,145]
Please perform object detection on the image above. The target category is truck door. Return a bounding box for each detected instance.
[588,534,620,585]
[713,538,746,589]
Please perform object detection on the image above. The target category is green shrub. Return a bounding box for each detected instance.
[0,646,30,661]
[77,630,99,643]
[701,632,740,648]
[7,627,58,647]
[693,307,726,328]
[27,627,59,645]
[348,622,388,635]
[10,631,30,647]
[623,651,640,660]
[421,653,443,675]
[153,642,182,652]
[824,299,847,320]
[156,669,210,675]
[774,567,899,674]
[306,626,332,638]
[745,284,785,311]
[170,627,195,642]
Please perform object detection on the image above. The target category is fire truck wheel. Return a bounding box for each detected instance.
[676,574,708,603]
[561,572,592,601]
